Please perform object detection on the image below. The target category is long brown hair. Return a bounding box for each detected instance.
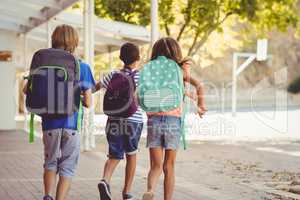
[150,37,183,64]
[51,24,79,53]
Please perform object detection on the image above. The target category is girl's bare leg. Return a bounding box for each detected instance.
[163,149,177,200]
[147,148,164,193]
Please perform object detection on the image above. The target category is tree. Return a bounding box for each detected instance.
[95,0,151,26]
[288,76,300,94]
[95,0,299,57]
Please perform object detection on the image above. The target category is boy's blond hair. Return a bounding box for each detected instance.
[51,24,79,53]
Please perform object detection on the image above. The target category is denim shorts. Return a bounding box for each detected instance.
[43,129,80,178]
[106,119,143,160]
[147,115,182,150]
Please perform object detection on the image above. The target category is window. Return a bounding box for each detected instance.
[0,51,12,62]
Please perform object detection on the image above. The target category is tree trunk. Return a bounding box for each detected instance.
[164,24,171,36]
[187,30,201,56]
[177,23,188,41]
[188,28,214,56]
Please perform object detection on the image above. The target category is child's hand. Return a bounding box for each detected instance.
[93,82,102,93]
[197,106,207,118]
[182,60,192,68]
[185,91,197,101]
[181,60,193,76]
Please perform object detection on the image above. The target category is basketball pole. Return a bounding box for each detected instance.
[232,53,257,116]
[232,39,268,117]
[232,53,237,117]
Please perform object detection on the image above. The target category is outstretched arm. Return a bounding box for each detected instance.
[184,74,207,118]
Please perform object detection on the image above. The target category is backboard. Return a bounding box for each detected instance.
[256,39,268,61]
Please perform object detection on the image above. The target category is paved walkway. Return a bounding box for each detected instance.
[0,130,215,200]
[2,130,300,200]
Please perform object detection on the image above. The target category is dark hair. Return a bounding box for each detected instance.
[151,37,183,64]
[119,43,140,65]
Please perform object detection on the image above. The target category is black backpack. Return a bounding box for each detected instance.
[103,68,138,118]
[26,48,81,118]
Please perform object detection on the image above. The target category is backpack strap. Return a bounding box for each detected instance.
[23,76,35,143]
[121,67,138,90]
[181,95,187,150]
[29,113,35,143]
[77,100,83,131]
[130,70,138,90]
[75,58,81,81]
[76,58,83,131]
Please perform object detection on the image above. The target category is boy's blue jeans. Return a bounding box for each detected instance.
[105,119,143,160]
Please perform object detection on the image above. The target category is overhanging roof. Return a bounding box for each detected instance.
[0,0,80,33]
[0,0,150,54]
[27,12,150,54]
[57,12,150,43]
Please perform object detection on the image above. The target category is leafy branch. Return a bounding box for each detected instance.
[95,0,299,57]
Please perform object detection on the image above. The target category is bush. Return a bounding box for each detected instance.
[288,76,300,94]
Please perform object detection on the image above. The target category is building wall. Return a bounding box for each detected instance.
[0,30,18,130]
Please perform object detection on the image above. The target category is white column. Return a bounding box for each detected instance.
[88,0,95,72]
[23,34,28,69]
[0,31,16,130]
[47,19,52,48]
[88,0,95,149]
[84,0,95,70]
[151,0,159,46]
[232,53,237,117]
[15,75,19,117]
[82,0,95,151]
[23,34,28,131]
[83,0,89,61]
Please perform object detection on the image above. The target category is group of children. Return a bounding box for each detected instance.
[25,24,206,200]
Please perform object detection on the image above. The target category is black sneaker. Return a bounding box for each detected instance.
[43,196,53,200]
[123,193,134,200]
[98,179,112,200]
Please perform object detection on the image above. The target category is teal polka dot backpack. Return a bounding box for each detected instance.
[138,56,187,149]
[138,56,184,112]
